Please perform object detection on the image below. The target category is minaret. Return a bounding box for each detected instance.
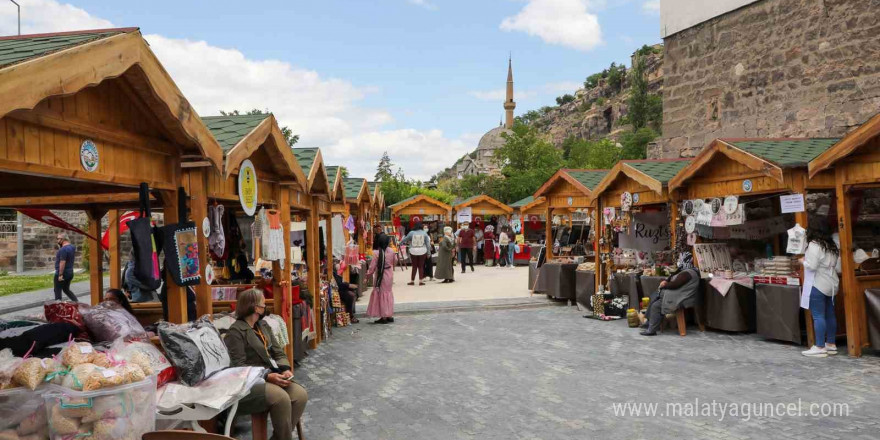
[504,56,516,129]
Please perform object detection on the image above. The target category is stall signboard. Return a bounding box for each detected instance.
[618,211,671,252]
[695,203,714,225]
[238,159,258,216]
[780,194,805,213]
[457,207,472,223]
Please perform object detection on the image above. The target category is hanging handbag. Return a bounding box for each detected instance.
[208,204,227,260]
[126,183,163,290]
[161,187,201,286]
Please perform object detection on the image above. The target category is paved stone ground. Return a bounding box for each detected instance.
[267,306,880,440]
[0,278,102,317]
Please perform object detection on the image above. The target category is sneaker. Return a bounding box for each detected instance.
[801,346,828,358]
[825,344,838,355]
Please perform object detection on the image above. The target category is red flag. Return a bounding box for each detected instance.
[17,208,106,249]
[100,211,140,250]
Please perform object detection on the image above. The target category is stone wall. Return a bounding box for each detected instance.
[653,0,880,159]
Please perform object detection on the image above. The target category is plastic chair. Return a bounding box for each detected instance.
[143,431,235,440]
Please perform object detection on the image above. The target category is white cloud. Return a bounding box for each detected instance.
[7,0,475,180]
[642,0,660,15]
[407,0,437,10]
[500,0,603,51]
[0,0,112,35]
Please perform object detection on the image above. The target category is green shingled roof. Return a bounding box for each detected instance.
[292,148,319,175]
[368,182,379,196]
[202,114,269,151]
[566,170,608,191]
[453,195,482,207]
[0,29,133,69]
[626,160,692,184]
[509,196,535,208]
[389,194,420,208]
[725,139,839,168]
[343,178,365,200]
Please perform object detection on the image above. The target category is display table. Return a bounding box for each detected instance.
[542,262,578,301]
[529,261,547,293]
[575,270,596,308]
[705,283,756,332]
[754,283,802,344]
[513,244,532,266]
[640,276,666,301]
[866,289,880,350]
[610,273,641,310]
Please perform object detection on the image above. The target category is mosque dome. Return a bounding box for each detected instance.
[477,126,511,152]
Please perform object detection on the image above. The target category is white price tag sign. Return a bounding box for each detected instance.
[780,194,805,213]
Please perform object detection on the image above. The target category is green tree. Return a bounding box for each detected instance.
[494,122,564,202]
[516,110,543,125]
[607,62,625,92]
[625,54,663,132]
[584,72,603,89]
[618,127,657,160]
[375,151,393,182]
[567,138,621,169]
[219,109,299,146]
[555,94,576,105]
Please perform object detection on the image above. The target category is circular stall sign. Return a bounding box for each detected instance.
[683,200,694,216]
[205,263,215,285]
[742,179,753,193]
[632,193,640,204]
[710,198,722,214]
[80,139,99,172]
[567,196,574,206]
[693,199,705,213]
[685,215,697,234]
[238,159,258,216]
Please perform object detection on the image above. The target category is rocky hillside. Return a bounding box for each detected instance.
[528,45,664,146]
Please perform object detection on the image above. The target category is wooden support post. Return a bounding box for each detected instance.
[108,209,121,289]
[160,191,187,324]
[545,205,553,261]
[308,198,322,348]
[278,187,294,364]
[187,168,212,318]
[595,200,603,290]
[87,208,106,305]
[326,213,335,282]
[836,166,862,357]
[342,204,351,283]
[357,205,366,254]
[790,170,814,347]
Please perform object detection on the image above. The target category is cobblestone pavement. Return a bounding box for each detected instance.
[282,306,880,440]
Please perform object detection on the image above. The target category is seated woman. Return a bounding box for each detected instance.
[640,252,701,336]
[225,289,308,440]
[103,288,134,315]
[332,262,359,323]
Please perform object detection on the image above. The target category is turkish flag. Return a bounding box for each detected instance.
[17,208,106,249]
[100,211,140,250]
[529,215,541,230]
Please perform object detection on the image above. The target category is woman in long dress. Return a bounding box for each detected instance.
[483,225,496,267]
[367,234,397,324]
[435,227,456,283]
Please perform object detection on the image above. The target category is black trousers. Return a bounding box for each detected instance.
[53,273,77,302]
[424,254,434,279]
[460,248,474,272]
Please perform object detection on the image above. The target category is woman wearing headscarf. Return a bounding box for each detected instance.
[483,225,497,267]
[640,251,701,336]
[435,227,456,283]
[366,234,397,324]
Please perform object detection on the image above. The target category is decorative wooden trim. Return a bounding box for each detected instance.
[534,169,594,198]
[810,113,880,177]
[0,31,225,170]
[668,139,784,191]
[453,194,513,214]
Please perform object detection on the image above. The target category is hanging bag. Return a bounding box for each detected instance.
[127,183,162,290]
[161,187,201,286]
[208,204,227,260]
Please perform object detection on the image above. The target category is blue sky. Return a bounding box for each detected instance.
[0,0,661,179]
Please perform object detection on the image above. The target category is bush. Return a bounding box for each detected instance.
[555,94,576,105]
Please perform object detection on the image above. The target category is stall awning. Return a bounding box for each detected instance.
[293,147,331,197]
[453,194,513,215]
[389,194,451,216]
[591,159,691,201]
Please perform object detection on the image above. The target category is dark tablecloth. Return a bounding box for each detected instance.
[610,273,642,310]
[754,283,802,344]
[866,289,880,350]
[357,260,369,296]
[542,262,578,300]
[529,262,548,293]
[575,271,595,307]
[706,283,756,332]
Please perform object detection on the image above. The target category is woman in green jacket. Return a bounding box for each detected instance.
[225,289,308,440]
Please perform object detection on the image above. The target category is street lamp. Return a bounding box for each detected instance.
[8,0,19,36]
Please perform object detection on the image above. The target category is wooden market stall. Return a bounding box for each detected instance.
[0,28,224,324]
[809,112,880,357]
[668,138,839,343]
[293,147,338,346]
[531,169,608,301]
[453,195,513,226]
[390,194,452,220]
[588,159,691,322]
[342,177,370,253]
[507,196,547,264]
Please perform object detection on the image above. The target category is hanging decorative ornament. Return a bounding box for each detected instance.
[202,217,211,238]
[723,196,739,214]
[632,193,640,204]
[603,207,616,224]
[685,215,697,234]
[693,199,705,213]
[683,200,695,216]
[620,192,633,212]
[710,198,722,214]
[205,263,215,285]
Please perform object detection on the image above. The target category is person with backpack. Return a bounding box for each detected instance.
[401,222,430,286]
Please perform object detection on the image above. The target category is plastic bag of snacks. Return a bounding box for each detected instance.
[110,339,175,387]
[81,302,147,343]
[43,376,156,440]
[0,349,22,390]
[0,386,47,433]
[12,357,56,391]
[157,317,229,386]
[60,342,95,367]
